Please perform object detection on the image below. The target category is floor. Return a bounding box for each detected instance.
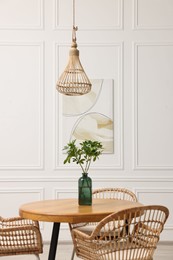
[1,242,173,259]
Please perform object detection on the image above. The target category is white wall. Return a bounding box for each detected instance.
[0,0,173,242]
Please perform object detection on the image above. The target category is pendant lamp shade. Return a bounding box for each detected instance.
[56,0,92,96]
[56,39,91,96]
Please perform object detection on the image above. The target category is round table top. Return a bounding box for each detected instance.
[19,198,143,223]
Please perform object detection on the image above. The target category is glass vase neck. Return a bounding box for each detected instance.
[82,173,88,176]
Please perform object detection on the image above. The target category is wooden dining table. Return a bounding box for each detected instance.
[19,198,143,260]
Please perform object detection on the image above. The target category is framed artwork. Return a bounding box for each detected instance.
[61,79,114,153]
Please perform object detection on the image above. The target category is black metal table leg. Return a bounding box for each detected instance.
[48,222,60,260]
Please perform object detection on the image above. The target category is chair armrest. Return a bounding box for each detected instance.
[1,216,39,229]
[1,224,41,233]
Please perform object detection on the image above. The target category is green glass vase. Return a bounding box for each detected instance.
[78,173,92,205]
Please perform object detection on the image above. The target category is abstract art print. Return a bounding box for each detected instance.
[61,79,114,153]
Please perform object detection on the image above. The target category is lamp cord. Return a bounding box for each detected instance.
[73,0,75,28]
[72,0,78,42]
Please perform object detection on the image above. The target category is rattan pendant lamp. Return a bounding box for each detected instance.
[56,0,92,96]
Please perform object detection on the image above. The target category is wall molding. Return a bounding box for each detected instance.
[1,176,173,182]
[0,187,44,197]
[54,42,124,170]
[0,42,44,170]
[133,0,173,30]
[54,188,77,199]
[0,0,44,30]
[54,0,123,31]
[133,42,173,170]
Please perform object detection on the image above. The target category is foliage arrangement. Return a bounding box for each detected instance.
[63,139,103,174]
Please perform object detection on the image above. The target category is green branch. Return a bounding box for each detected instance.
[63,139,103,174]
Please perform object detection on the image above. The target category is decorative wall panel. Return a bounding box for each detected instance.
[0,0,43,29]
[0,43,44,169]
[0,188,44,217]
[55,0,123,30]
[133,43,173,170]
[134,0,173,29]
[55,43,123,170]
[54,189,77,199]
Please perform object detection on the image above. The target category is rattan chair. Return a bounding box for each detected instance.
[69,188,138,260]
[71,205,169,260]
[92,188,137,202]
[0,216,43,259]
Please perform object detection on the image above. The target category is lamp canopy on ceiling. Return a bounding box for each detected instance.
[56,0,92,96]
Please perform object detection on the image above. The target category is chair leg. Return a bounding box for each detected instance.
[35,254,40,260]
[71,246,75,260]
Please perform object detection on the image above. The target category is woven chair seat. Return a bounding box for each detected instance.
[73,221,126,236]
[0,216,43,258]
[72,223,98,234]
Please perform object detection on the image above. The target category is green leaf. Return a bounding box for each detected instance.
[62,139,104,173]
